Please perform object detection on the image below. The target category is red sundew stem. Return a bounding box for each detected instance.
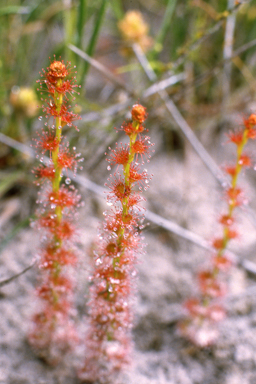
[210,124,253,302]
[179,116,256,347]
[216,128,249,264]
[202,128,250,308]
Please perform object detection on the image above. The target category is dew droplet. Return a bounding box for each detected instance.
[107,165,111,171]
[65,178,71,185]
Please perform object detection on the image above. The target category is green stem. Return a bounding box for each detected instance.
[113,121,140,267]
[51,82,63,238]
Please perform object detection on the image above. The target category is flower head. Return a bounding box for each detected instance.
[131,104,147,123]
[118,10,153,53]
[48,60,69,80]
[244,113,256,128]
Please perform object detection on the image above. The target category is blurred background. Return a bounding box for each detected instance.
[1,0,256,229]
[2,1,256,383]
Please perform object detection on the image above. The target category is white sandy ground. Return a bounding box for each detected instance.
[2,138,256,384]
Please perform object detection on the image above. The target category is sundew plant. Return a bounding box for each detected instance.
[29,58,83,363]
[79,104,154,383]
[179,114,256,347]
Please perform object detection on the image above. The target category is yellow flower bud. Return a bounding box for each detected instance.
[118,10,153,54]
[10,86,38,118]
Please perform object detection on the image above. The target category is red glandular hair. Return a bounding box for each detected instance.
[29,57,82,363]
[79,104,154,383]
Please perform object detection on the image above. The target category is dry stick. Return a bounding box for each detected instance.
[68,44,137,98]
[172,20,224,71]
[80,99,132,122]
[133,43,228,186]
[137,4,244,102]
[222,0,237,106]
[0,132,35,157]
[184,37,256,96]
[79,73,186,123]
[1,133,256,277]
[143,72,186,98]
[233,37,256,58]
[131,38,256,108]
[0,261,36,288]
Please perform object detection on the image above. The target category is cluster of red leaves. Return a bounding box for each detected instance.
[79,105,153,382]
[179,114,256,347]
[29,58,82,363]
[37,57,81,130]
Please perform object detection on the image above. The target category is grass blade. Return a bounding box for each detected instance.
[76,0,87,49]
[152,0,178,58]
[110,0,124,20]
[81,0,108,81]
